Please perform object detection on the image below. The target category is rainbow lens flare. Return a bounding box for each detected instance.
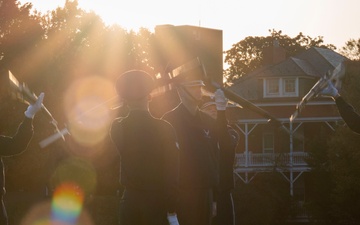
[51,182,84,224]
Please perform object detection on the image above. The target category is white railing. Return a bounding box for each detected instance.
[235,152,310,168]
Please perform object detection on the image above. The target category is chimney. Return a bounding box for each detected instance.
[263,39,286,65]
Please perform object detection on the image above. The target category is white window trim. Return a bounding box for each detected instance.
[263,77,299,98]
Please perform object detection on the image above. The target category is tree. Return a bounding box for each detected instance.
[305,61,360,224]
[0,0,44,76]
[224,29,335,85]
[233,172,293,225]
[340,38,360,61]
[304,138,336,225]
[327,61,360,223]
[1,0,157,196]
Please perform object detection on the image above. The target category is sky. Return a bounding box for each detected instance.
[19,0,360,51]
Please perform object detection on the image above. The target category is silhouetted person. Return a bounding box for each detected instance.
[0,93,44,225]
[110,70,180,225]
[200,99,239,225]
[162,72,236,225]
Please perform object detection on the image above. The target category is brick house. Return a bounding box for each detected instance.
[150,24,350,221]
[226,44,348,220]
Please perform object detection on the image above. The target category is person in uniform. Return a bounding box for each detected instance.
[0,93,44,225]
[161,69,236,225]
[200,99,239,225]
[110,70,180,225]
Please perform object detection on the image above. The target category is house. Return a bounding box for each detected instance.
[149,24,349,221]
[226,44,348,220]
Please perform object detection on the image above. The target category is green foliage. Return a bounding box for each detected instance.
[304,138,336,224]
[327,127,360,224]
[233,172,292,225]
[0,0,152,199]
[224,29,336,85]
[326,62,360,223]
[305,61,360,224]
[341,61,360,109]
[1,1,360,224]
[340,38,360,61]
[0,0,44,71]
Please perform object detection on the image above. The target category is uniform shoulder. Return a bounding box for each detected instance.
[112,117,125,125]
[110,117,126,132]
[161,104,182,121]
[156,117,174,129]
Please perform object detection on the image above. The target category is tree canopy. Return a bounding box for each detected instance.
[223,29,336,85]
[0,0,157,196]
[1,1,360,224]
[305,61,360,224]
[340,38,360,61]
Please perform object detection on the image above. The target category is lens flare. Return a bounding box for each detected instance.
[51,182,84,224]
[63,75,119,148]
[51,157,97,198]
[20,187,93,225]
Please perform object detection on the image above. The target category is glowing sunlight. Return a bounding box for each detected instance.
[20,0,360,50]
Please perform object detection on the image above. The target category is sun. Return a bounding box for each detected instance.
[77,0,203,31]
[19,0,208,33]
[18,0,151,31]
[77,0,147,30]
[79,0,163,30]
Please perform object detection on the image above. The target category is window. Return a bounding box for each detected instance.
[267,78,279,95]
[263,133,274,154]
[264,78,298,97]
[283,78,296,96]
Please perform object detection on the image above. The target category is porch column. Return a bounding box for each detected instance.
[289,121,294,196]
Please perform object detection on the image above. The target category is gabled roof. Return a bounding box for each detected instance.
[296,47,348,75]
[230,47,348,92]
[291,57,319,77]
[255,57,317,78]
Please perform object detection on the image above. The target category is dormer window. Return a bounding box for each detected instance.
[264,77,298,97]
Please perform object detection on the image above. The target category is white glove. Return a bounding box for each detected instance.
[214,89,227,111]
[167,213,179,225]
[319,80,339,98]
[25,92,44,118]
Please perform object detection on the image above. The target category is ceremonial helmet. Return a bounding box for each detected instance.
[115,70,155,100]
[172,58,206,87]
